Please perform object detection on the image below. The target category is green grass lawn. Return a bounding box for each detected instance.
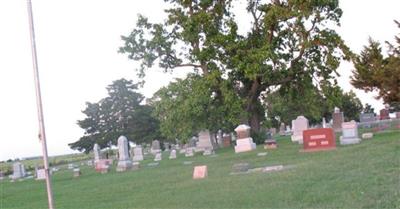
[1,131,399,209]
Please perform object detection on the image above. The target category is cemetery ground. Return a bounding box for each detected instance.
[1,131,399,209]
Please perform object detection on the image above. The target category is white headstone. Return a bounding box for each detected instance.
[36,169,46,180]
[291,116,309,144]
[12,162,26,180]
[154,153,162,161]
[340,121,361,145]
[151,140,161,154]
[93,143,101,163]
[234,124,256,153]
[185,148,194,157]
[132,146,144,161]
[196,130,214,151]
[169,150,177,159]
[116,136,132,172]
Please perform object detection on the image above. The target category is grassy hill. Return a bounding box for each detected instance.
[1,131,399,209]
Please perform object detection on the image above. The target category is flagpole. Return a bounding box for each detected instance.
[26,0,55,208]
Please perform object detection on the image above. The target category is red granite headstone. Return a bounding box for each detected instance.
[395,112,400,119]
[302,128,336,152]
[222,134,231,147]
[379,109,390,120]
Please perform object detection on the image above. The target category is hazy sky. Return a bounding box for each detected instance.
[0,0,399,161]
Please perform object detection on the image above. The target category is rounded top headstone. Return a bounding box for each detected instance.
[334,107,340,113]
[118,136,128,143]
[234,124,251,132]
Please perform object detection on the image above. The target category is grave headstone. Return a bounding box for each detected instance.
[291,116,309,144]
[222,133,232,148]
[379,108,390,120]
[185,148,194,157]
[196,130,215,151]
[203,148,213,156]
[95,159,112,173]
[164,142,170,151]
[322,117,327,128]
[169,150,177,159]
[340,121,361,145]
[332,107,344,132]
[279,123,285,135]
[132,146,144,162]
[362,132,373,139]
[396,112,400,119]
[193,165,208,179]
[285,125,291,135]
[154,153,162,161]
[67,164,75,169]
[216,130,223,148]
[232,163,250,173]
[36,168,46,180]
[269,128,277,136]
[302,128,336,152]
[73,168,81,178]
[264,139,277,149]
[234,124,256,153]
[116,136,132,172]
[0,171,4,181]
[257,152,267,156]
[151,140,161,154]
[12,162,26,180]
[93,143,101,164]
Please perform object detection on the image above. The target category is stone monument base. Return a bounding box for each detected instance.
[291,135,304,144]
[234,138,256,153]
[116,160,132,172]
[339,136,361,145]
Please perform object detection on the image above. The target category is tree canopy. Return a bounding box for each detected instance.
[69,79,161,153]
[351,20,400,110]
[120,0,350,136]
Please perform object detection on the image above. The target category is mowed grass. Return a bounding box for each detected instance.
[1,131,399,209]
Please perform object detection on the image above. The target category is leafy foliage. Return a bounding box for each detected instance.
[264,83,363,126]
[120,0,350,136]
[69,79,161,153]
[351,20,400,108]
[149,74,242,142]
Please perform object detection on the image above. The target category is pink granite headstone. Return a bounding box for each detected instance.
[193,165,208,179]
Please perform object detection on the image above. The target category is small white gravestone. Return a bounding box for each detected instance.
[291,116,309,144]
[234,124,256,153]
[340,121,361,145]
[116,136,133,172]
[203,148,213,156]
[185,148,194,157]
[322,117,327,128]
[164,142,170,152]
[36,169,46,180]
[12,162,26,180]
[154,152,162,161]
[73,168,81,177]
[362,132,373,139]
[132,146,144,162]
[169,150,177,159]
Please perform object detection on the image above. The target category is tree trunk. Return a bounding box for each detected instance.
[246,78,263,132]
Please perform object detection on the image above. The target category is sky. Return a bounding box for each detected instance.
[0,0,399,161]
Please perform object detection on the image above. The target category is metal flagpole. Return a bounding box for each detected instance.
[26,0,55,208]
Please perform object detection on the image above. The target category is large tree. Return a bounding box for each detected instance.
[120,0,349,134]
[351,20,400,110]
[69,79,161,153]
